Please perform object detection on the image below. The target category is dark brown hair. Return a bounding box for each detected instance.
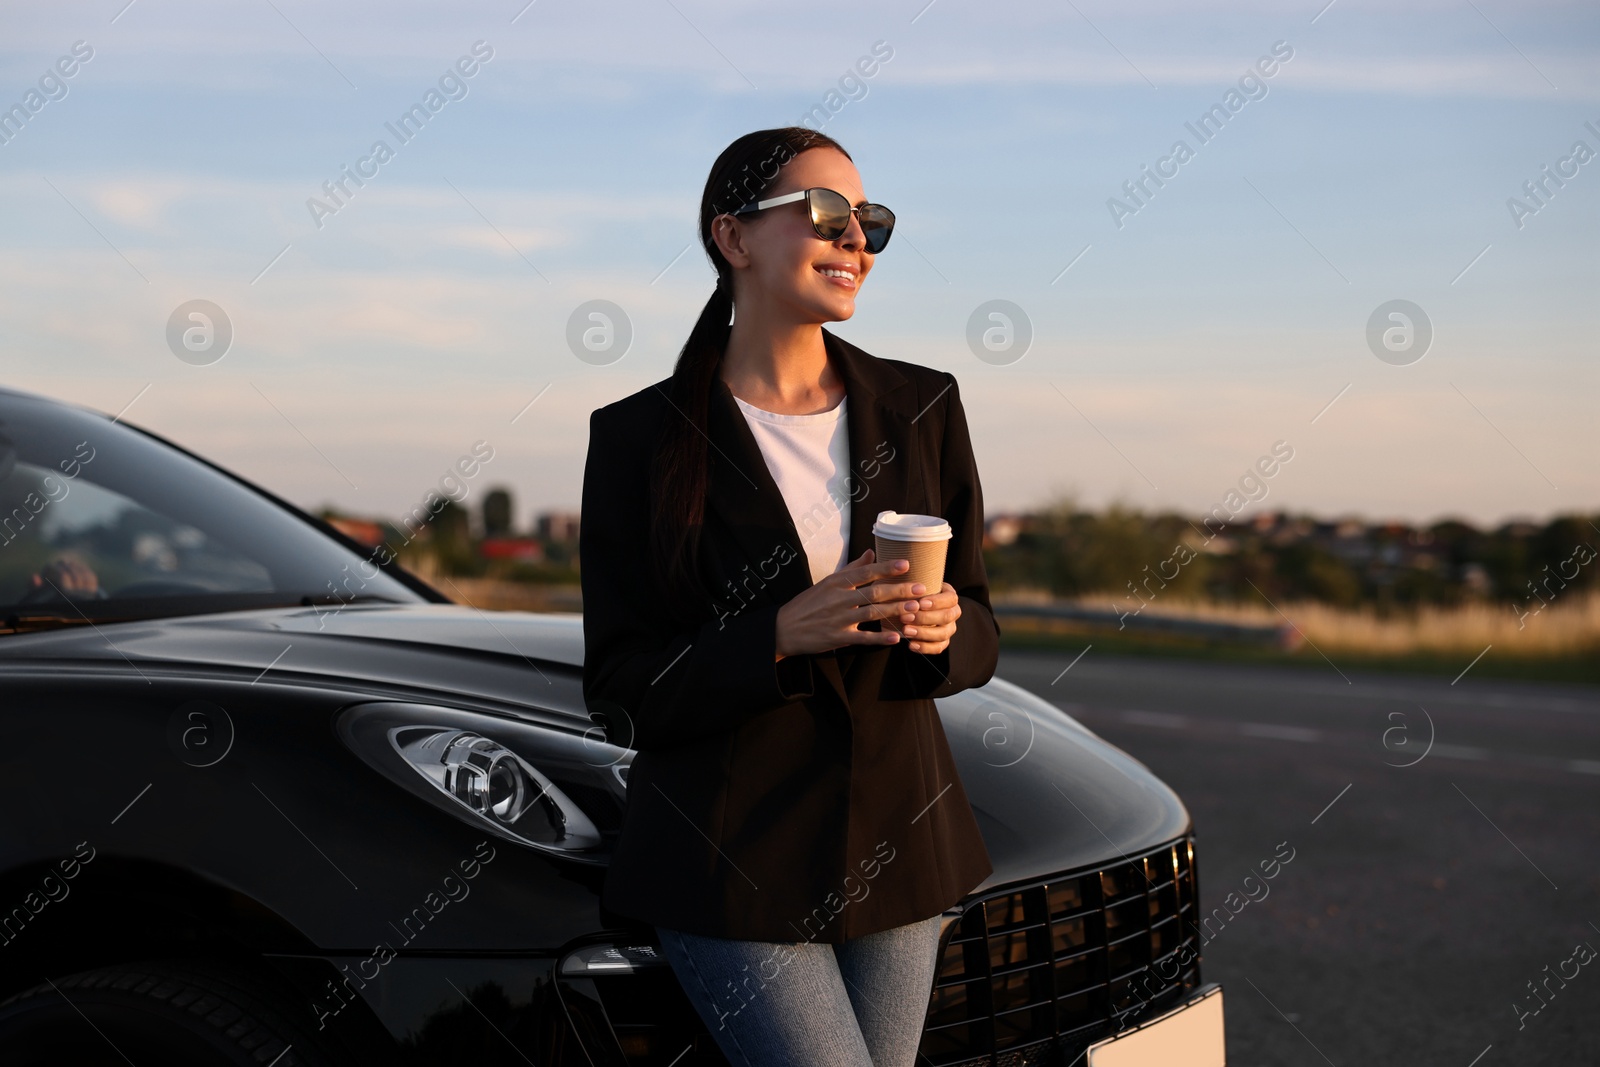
[648,126,853,619]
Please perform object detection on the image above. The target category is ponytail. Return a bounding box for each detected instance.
[648,281,733,621]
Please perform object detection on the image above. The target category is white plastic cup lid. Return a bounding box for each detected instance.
[873,510,952,542]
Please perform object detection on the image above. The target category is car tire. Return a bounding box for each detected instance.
[0,958,352,1067]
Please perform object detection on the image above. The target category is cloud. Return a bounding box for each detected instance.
[2,0,1593,99]
[886,52,1590,98]
[87,180,189,231]
[424,223,569,255]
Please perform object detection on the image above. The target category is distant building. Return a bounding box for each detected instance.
[538,511,581,543]
[482,488,515,539]
[325,516,387,548]
[480,538,545,563]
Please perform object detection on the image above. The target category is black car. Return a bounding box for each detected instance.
[0,385,1222,1066]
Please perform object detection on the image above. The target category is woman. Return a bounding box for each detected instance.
[579,127,999,1067]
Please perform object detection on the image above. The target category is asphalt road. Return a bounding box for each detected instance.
[996,647,1600,1066]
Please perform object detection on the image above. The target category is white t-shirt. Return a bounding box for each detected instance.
[732,393,852,587]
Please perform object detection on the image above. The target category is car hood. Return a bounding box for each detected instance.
[931,677,1190,891]
[0,602,1188,885]
[0,602,594,728]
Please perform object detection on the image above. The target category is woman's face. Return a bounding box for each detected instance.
[714,147,875,323]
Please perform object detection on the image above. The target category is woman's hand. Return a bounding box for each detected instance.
[774,548,931,659]
[898,581,961,655]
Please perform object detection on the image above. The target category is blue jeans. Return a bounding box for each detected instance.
[654,913,946,1067]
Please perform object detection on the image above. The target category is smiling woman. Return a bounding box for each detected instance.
[580,126,1000,1067]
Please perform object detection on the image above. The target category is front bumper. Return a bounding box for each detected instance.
[268,833,1207,1067]
[560,833,1208,1067]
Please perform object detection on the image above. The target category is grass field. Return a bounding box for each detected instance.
[434,574,1600,686]
[998,591,1600,685]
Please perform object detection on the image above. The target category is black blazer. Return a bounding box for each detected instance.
[579,326,997,943]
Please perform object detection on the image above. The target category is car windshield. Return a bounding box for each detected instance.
[0,391,431,630]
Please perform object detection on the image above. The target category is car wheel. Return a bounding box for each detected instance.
[0,959,351,1067]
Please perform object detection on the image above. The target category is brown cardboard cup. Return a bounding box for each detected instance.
[872,511,952,635]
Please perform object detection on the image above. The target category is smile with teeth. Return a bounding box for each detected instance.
[816,266,858,286]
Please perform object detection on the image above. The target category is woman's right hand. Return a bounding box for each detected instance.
[774,549,929,659]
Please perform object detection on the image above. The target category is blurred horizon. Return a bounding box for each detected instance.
[2,0,1595,531]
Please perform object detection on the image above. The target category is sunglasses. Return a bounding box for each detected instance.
[728,187,895,253]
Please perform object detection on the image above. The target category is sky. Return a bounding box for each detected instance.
[1,0,1595,532]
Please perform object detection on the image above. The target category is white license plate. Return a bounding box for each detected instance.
[1084,985,1225,1067]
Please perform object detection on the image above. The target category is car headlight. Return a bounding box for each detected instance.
[337,701,630,862]
[393,725,598,845]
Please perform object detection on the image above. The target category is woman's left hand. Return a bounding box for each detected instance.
[899,582,961,654]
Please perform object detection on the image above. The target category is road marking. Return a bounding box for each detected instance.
[1005,652,1600,715]
[1240,723,1322,743]
[1429,743,1490,761]
[1067,704,1599,777]
[1121,710,1188,729]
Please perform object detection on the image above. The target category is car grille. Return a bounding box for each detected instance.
[919,835,1202,1067]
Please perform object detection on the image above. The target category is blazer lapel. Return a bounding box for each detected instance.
[822,329,926,683]
[703,327,925,709]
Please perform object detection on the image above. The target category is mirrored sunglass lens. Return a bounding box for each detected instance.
[859,205,894,252]
[809,188,852,239]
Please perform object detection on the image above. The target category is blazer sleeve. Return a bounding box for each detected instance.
[580,405,817,752]
[882,372,1001,700]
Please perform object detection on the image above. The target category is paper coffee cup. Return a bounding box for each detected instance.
[872,511,952,634]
